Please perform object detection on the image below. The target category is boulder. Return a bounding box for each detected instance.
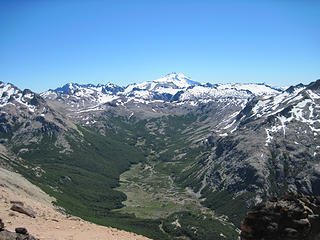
[10,204,36,218]
[15,228,27,234]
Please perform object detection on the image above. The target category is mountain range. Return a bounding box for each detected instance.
[0,73,319,240]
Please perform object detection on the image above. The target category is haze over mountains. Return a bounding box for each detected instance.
[0,73,319,240]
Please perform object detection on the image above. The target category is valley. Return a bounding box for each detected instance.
[115,162,215,220]
[0,74,319,240]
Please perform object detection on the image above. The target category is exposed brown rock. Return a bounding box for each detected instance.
[240,194,320,240]
[9,201,24,206]
[7,213,16,217]
[10,204,36,218]
[15,228,27,234]
[0,219,4,231]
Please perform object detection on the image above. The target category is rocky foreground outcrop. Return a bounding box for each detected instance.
[0,218,38,240]
[240,194,320,240]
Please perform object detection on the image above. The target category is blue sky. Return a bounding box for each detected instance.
[0,0,319,93]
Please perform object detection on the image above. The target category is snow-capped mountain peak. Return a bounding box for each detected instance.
[44,82,124,98]
[223,79,320,147]
[216,82,282,96]
[154,73,200,88]
[40,74,286,116]
[0,81,39,111]
[124,73,199,94]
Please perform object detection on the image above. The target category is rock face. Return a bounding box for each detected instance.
[240,194,320,240]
